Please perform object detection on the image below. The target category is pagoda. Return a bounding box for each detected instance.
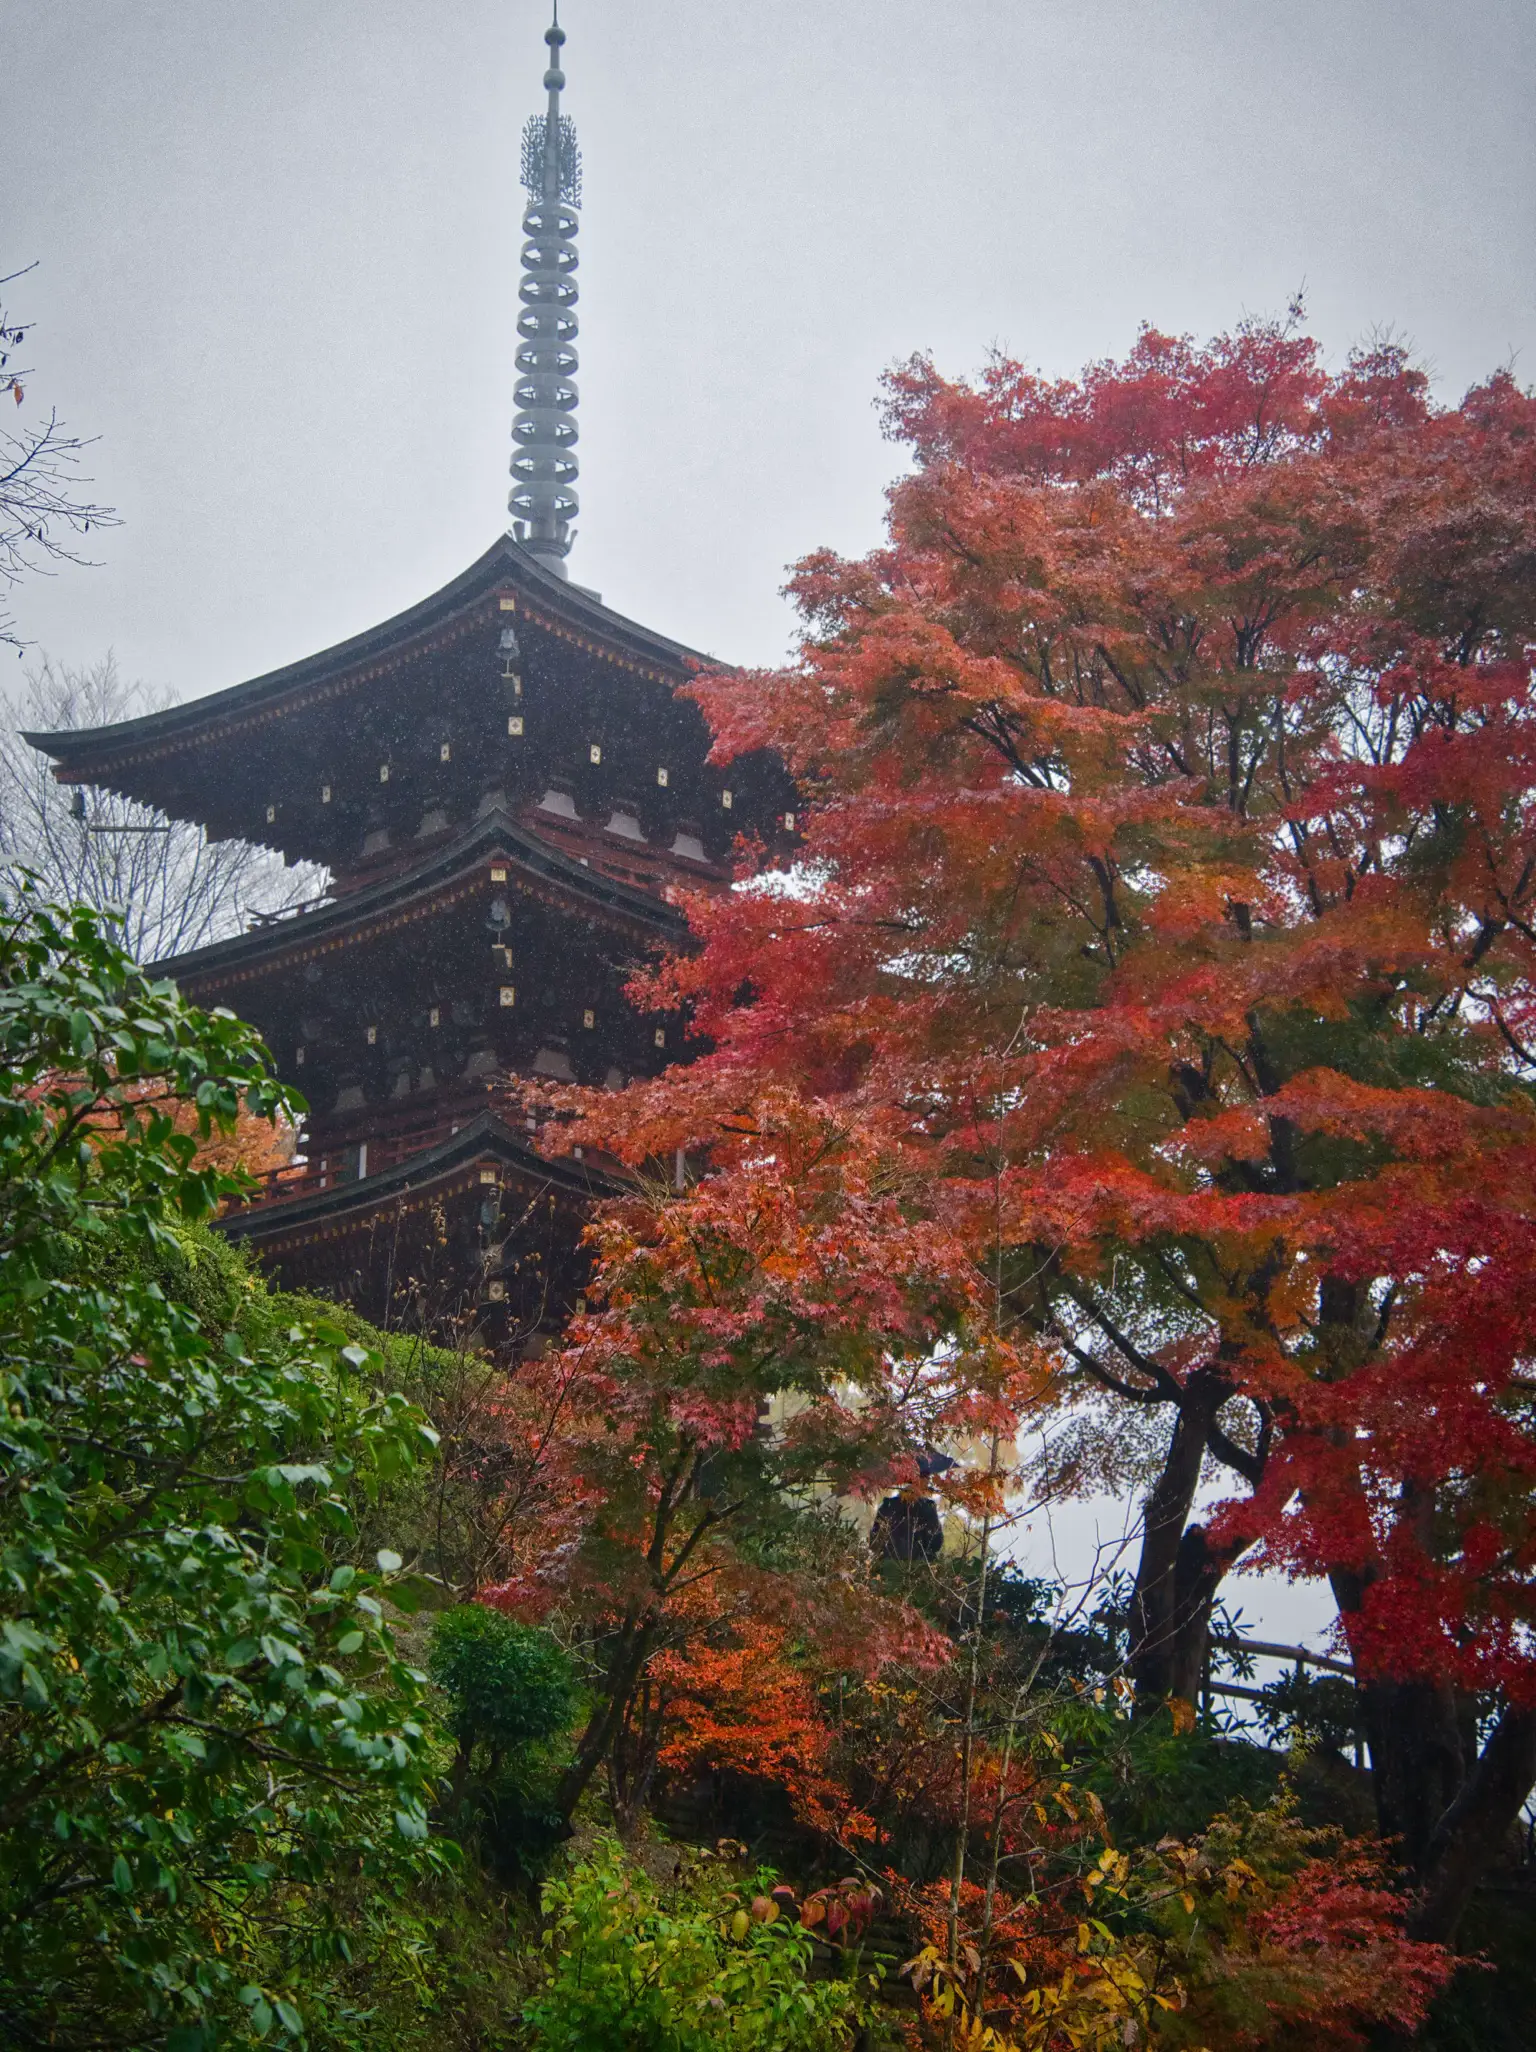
[26,11,792,1342]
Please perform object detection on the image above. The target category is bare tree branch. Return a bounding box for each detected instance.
[1,655,328,960]
[0,269,119,653]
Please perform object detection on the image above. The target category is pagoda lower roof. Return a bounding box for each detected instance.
[24,533,709,779]
[151,802,687,993]
[220,1108,615,1256]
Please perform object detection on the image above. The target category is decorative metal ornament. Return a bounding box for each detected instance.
[508,10,581,574]
[499,624,522,692]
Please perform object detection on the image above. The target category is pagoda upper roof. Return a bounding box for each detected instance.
[21,530,785,882]
[24,534,709,780]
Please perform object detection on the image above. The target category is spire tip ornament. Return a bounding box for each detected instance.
[509,4,580,575]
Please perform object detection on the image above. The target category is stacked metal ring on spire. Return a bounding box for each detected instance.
[509,21,581,571]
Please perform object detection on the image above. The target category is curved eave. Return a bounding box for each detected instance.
[24,534,717,774]
[150,805,688,989]
[219,1110,616,1250]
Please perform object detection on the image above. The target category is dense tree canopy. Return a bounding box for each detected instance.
[548,312,1536,1958]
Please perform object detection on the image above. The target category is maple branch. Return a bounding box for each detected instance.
[1092,641,1148,713]
[1054,1328,1165,1406]
[660,1498,731,1590]
[1052,1278,1182,1406]
[1410,1705,1536,1943]
[1150,1245,1209,1316]
[1207,1403,1267,1486]
[1470,985,1536,1069]
[960,705,1059,790]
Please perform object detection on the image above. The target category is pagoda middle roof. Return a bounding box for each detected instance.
[219,1107,618,1255]
[24,533,711,778]
[150,800,688,994]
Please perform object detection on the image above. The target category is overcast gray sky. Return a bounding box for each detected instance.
[4,0,1533,699]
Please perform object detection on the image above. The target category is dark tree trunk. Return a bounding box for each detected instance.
[550,1467,722,1828]
[1165,1521,1241,1704]
[1308,1283,1526,1919]
[1128,1373,1228,1706]
[1409,1708,1536,1943]
[608,1676,666,1837]
[1331,1557,1536,1943]
[1354,1672,1468,1873]
[553,1611,657,1823]
[444,1732,477,1817]
[1328,1558,1468,1874]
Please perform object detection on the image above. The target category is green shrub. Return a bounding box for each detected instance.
[522,1837,876,2051]
[429,1604,577,1879]
[431,1603,576,1765]
[1253,1668,1364,1755]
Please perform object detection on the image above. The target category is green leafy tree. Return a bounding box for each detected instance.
[0,886,442,2048]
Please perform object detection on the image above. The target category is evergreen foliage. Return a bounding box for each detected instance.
[0,886,451,2047]
[430,1602,577,1765]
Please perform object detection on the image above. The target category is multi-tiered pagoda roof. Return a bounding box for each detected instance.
[25,14,795,1337]
[29,534,792,1330]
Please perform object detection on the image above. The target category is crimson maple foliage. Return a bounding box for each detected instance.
[484,1093,968,1824]
[548,311,1536,1946]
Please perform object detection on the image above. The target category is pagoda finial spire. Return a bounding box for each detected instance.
[508,3,581,576]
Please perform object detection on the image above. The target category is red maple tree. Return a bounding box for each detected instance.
[549,311,1536,1942]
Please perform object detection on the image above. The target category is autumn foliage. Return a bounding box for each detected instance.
[438,310,1536,2042]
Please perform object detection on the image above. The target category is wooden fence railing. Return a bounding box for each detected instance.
[1201,1633,1363,1763]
